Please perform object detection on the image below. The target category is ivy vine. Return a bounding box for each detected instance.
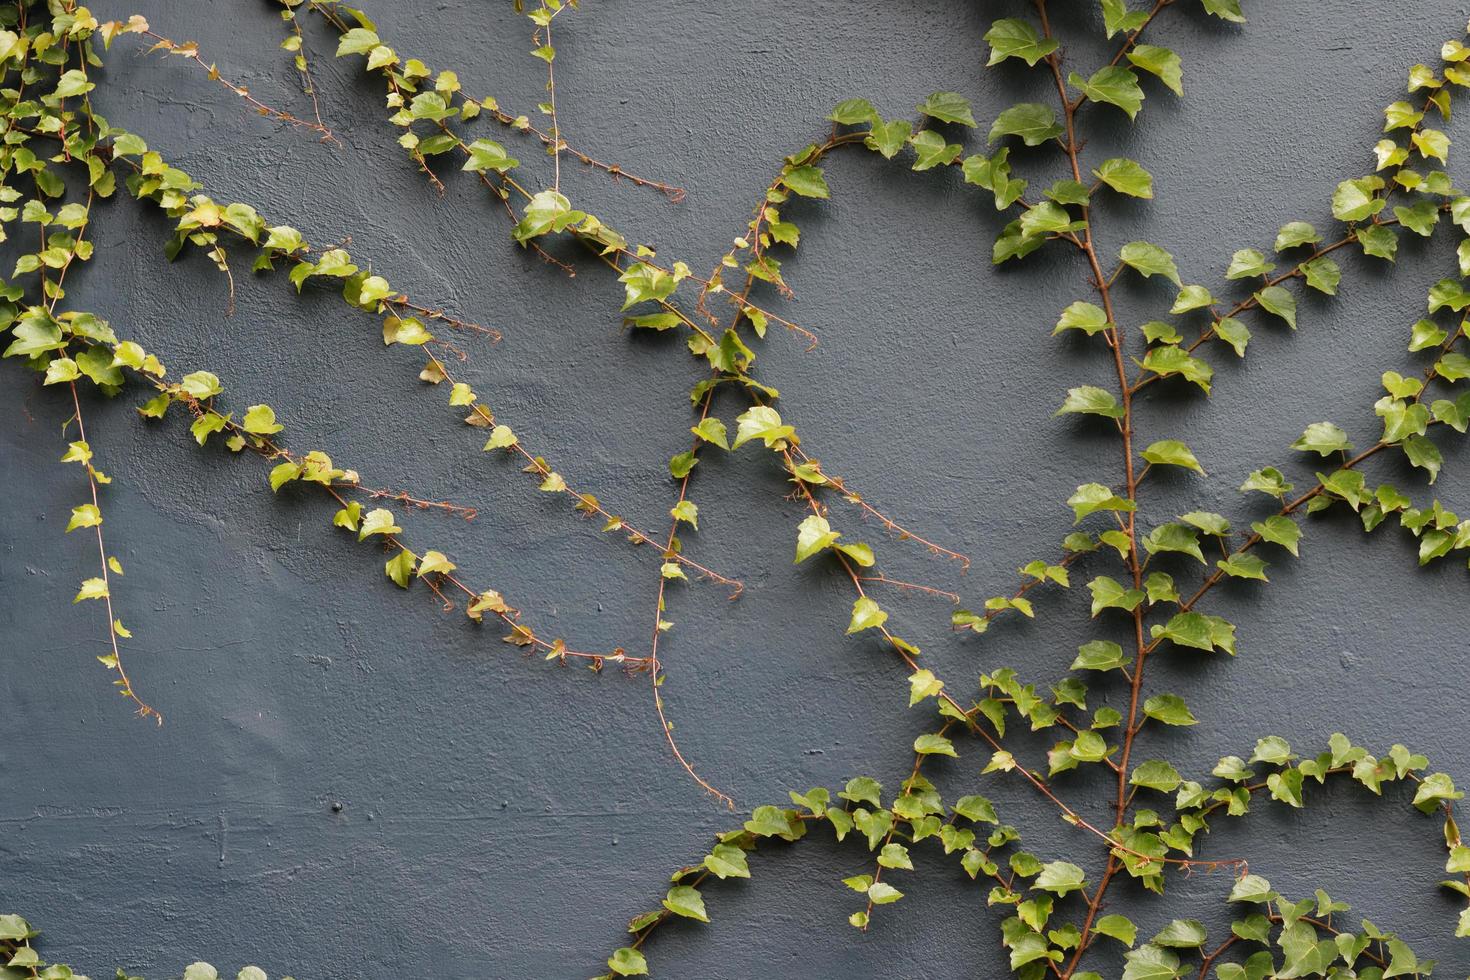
[6,1,1470,977]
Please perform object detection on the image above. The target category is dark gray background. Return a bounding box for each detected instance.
[4,1,1470,976]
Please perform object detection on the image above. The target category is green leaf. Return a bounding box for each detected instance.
[384,548,416,588]
[1093,158,1154,198]
[1141,440,1204,475]
[1056,386,1124,419]
[1291,421,1352,456]
[242,404,284,435]
[1067,483,1135,522]
[1019,200,1083,238]
[916,91,976,126]
[1225,248,1274,279]
[1034,860,1087,895]
[1069,66,1144,119]
[336,27,381,56]
[1101,0,1150,37]
[702,843,751,880]
[1151,920,1206,948]
[795,514,840,563]
[1252,515,1301,556]
[1228,874,1276,903]
[1332,177,1386,222]
[1119,241,1180,285]
[607,947,649,976]
[358,507,402,541]
[1141,523,1204,563]
[1300,256,1341,295]
[914,733,958,757]
[1169,285,1215,314]
[1095,914,1138,947]
[846,596,888,635]
[1213,317,1251,357]
[1073,639,1128,671]
[462,138,520,174]
[781,165,830,199]
[1217,553,1269,581]
[732,406,796,449]
[1127,44,1183,96]
[1088,577,1145,616]
[984,19,1058,67]
[989,103,1063,146]
[1201,0,1246,22]
[909,130,963,170]
[829,98,879,125]
[1254,285,1297,328]
[866,118,913,158]
[1055,301,1111,335]
[1143,694,1197,726]
[662,885,709,922]
[1131,760,1183,793]
[1274,221,1321,250]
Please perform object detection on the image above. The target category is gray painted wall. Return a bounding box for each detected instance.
[4,1,1470,976]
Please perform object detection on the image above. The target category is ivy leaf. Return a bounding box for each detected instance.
[988,103,1063,146]
[866,118,913,158]
[1141,440,1204,475]
[1228,875,1277,903]
[462,138,519,174]
[1300,257,1340,295]
[1274,221,1322,251]
[1101,0,1150,36]
[1225,248,1273,279]
[1127,45,1183,96]
[1067,483,1135,522]
[1142,523,1204,563]
[1331,177,1386,222]
[781,165,830,199]
[1054,301,1111,335]
[908,669,944,707]
[846,596,888,635]
[1151,920,1206,948]
[1088,577,1145,616]
[914,733,958,757]
[607,947,649,976]
[916,91,976,127]
[1291,422,1352,456]
[1254,285,1297,328]
[1119,241,1181,285]
[1169,285,1215,314]
[242,404,284,435]
[1252,516,1301,556]
[1056,386,1124,419]
[358,507,402,541]
[483,425,518,451]
[1143,694,1197,726]
[702,843,751,880]
[1093,158,1154,198]
[1069,66,1145,119]
[1095,914,1138,947]
[1034,861,1087,895]
[1201,0,1246,23]
[795,514,841,563]
[662,886,709,922]
[909,130,963,170]
[732,406,796,449]
[384,548,416,588]
[1130,760,1183,793]
[1217,553,1269,581]
[1073,639,1128,671]
[829,98,879,125]
[984,19,1058,67]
